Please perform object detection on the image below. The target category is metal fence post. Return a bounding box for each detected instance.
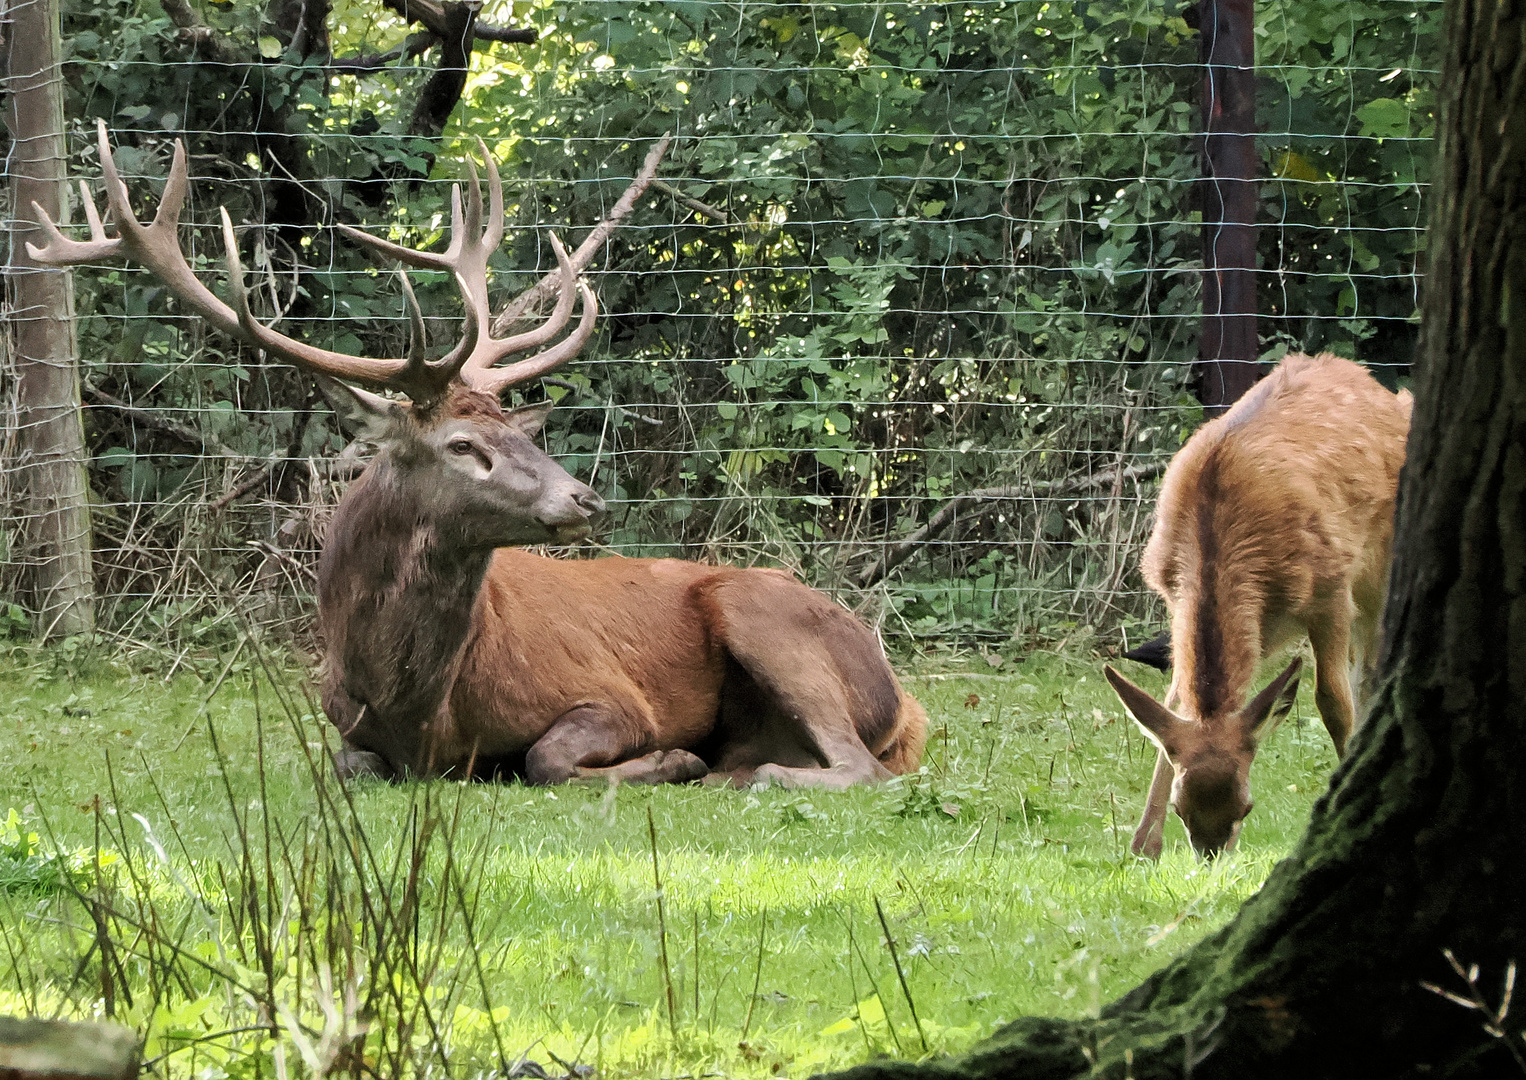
[3,0,96,638]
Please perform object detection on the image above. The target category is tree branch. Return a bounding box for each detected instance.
[82,381,235,457]
[492,135,674,335]
[474,23,537,44]
[652,178,730,223]
[159,0,247,65]
[329,32,437,74]
[857,460,1167,587]
[380,0,536,46]
[407,1,479,139]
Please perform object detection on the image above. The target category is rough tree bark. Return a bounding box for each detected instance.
[827,0,1526,1076]
[3,0,95,638]
[1195,0,1262,415]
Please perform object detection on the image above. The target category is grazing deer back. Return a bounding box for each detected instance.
[1110,353,1411,856]
[1143,353,1411,722]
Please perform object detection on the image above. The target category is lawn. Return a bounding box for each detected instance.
[0,641,1338,1078]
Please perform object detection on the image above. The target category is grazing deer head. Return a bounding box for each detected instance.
[1106,659,1300,856]
[28,120,669,548]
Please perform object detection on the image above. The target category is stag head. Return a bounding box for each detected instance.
[29,120,669,547]
[1104,658,1302,856]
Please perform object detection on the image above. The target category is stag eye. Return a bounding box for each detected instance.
[448,438,474,456]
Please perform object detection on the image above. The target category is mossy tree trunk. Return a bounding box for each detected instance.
[829,1,1526,1076]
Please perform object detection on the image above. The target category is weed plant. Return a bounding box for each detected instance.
[0,640,1337,1078]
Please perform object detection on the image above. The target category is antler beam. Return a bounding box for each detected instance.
[28,119,671,404]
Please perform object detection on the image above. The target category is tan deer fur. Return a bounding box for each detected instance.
[1107,352,1412,857]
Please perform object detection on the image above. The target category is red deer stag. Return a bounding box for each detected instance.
[1106,353,1411,857]
[34,122,926,788]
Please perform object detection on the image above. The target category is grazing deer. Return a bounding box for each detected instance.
[1106,353,1411,857]
[33,122,926,788]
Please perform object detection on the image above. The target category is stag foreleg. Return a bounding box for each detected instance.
[524,705,709,786]
[333,744,396,781]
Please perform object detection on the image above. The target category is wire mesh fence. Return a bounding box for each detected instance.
[1,0,1440,657]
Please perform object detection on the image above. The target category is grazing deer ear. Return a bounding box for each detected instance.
[1104,665,1188,756]
[315,374,408,441]
[505,399,555,438]
[1240,658,1303,745]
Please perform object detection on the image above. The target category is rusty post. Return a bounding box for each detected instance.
[1196,0,1261,414]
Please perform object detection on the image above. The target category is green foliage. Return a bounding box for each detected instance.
[42,0,1439,647]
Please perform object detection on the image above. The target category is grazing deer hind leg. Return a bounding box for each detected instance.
[524,704,708,786]
[1309,612,1358,759]
[1132,751,1173,858]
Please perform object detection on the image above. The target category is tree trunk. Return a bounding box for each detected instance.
[3,0,95,639]
[1195,0,1262,415]
[826,1,1526,1076]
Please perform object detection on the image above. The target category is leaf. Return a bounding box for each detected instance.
[1356,97,1411,140]
[258,35,283,59]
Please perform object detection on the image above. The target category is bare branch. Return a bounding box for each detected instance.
[82,381,235,457]
[858,461,1168,587]
[492,135,673,336]
[328,33,438,74]
[652,179,730,224]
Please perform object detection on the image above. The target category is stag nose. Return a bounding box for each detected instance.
[574,486,606,518]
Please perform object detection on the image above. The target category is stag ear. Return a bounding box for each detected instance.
[1240,658,1303,745]
[1104,665,1189,756]
[316,374,408,441]
[504,399,555,438]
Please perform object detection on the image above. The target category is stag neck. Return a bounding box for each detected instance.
[318,459,494,758]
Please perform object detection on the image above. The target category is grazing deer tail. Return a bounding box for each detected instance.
[876,691,929,775]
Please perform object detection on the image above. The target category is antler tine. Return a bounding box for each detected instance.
[397,268,428,368]
[466,280,598,396]
[460,231,579,373]
[478,137,505,252]
[217,208,437,392]
[36,121,250,342]
[491,133,673,336]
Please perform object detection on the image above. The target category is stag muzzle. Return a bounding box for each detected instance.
[538,483,606,543]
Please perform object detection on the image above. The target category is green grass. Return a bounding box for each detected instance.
[0,642,1338,1078]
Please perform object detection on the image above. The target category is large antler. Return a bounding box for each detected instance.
[341,133,671,396]
[28,119,671,403]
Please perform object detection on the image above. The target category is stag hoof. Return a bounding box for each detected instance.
[333,747,394,782]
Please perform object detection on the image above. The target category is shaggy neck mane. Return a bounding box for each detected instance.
[318,454,492,765]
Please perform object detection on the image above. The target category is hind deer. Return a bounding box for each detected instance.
[1106,353,1411,857]
[33,122,926,788]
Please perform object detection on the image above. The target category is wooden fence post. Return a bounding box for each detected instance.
[3,0,96,638]
[1196,0,1262,414]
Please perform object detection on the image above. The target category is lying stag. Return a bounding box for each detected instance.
[1106,353,1411,857]
[35,122,926,788]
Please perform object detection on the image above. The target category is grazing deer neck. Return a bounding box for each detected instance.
[1170,586,1263,721]
[318,456,492,765]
